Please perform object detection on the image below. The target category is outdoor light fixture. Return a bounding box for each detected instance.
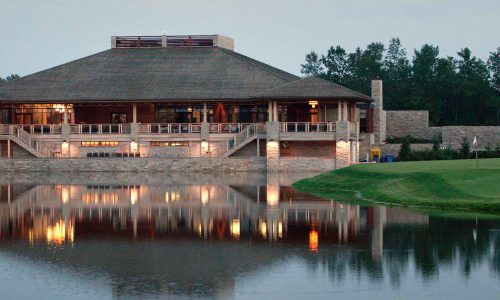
[130,141,138,152]
[201,139,209,153]
[308,100,318,108]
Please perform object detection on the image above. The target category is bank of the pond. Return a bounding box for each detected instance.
[293,158,500,213]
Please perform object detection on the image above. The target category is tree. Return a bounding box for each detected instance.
[384,38,412,110]
[320,46,350,85]
[487,48,500,125]
[5,74,19,81]
[300,52,323,76]
[399,136,412,161]
[459,137,471,159]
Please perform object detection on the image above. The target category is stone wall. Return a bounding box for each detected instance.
[386,110,438,140]
[0,157,267,173]
[278,157,335,172]
[442,126,500,148]
[0,156,339,173]
[381,143,434,156]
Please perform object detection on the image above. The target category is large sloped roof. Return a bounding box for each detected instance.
[0,47,372,103]
[252,76,373,101]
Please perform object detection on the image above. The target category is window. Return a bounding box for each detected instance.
[81,141,119,147]
[111,113,127,124]
[150,141,188,147]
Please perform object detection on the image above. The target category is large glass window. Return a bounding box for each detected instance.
[154,105,209,123]
[0,109,8,124]
[14,104,73,124]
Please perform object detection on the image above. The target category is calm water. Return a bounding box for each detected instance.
[0,172,498,300]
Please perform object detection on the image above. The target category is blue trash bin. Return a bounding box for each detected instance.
[373,156,379,163]
[381,156,387,163]
[386,155,394,163]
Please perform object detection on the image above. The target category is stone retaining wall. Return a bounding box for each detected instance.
[0,157,267,173]
[0,157,338,173]
[386,110,438,140]
[442,126,500,148]
[381,144,434,156]
[278,157,335,172]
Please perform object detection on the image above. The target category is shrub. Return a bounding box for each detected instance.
[459,137,471,159]
[399,136,412,161]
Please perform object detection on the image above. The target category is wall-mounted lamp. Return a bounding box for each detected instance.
[201,139,209,153]
[308,100,318,109]
[130,141,138,152]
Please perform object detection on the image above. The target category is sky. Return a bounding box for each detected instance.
[0,0,499,78]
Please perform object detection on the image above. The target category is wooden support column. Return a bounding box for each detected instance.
[7,139,10,158]
[257,138,260,157]
[343,102,348,121]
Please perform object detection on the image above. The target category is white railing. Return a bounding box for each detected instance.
[11,125,56,157]
[209,123,253,134]
[139,123,201,134]
[70,124,129,135]
[280,122,335,133]
[7,123,268,135]
[16,124,62,135]
[0,124,9,135]
[226,123,256,152]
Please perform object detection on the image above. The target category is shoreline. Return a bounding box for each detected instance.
[293,158,500,215]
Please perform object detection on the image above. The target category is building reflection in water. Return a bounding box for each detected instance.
[0,174,498,299]
[0,179,427,258]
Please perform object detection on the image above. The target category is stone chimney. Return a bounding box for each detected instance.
[371,79,386,144]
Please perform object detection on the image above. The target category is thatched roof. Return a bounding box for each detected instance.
[0,47,372,103]
[252,76,373,101]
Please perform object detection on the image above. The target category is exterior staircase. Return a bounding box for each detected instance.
[222,123,259,157]
[5,125,55,158]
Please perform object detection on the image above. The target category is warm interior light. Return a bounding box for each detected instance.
[130,187,139,205]
[201,186,209,204]
[309,229,319,252]
[230,219,240,239]
[61,186,70,204]
[278,221,283,239]
[308,100,318,109]
[267,185,279,206]
[46,220,73,245]
[260,221,267,238]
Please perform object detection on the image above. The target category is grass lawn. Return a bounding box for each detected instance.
[293,158,500,214]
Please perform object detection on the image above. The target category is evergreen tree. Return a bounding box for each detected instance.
[399,137,412,161]
[459,137,471,159]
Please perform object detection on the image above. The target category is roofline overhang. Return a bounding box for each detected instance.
[0,96,373,104]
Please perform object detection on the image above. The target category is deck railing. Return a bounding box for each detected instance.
[280,122,335,133]
[6,122,342,135]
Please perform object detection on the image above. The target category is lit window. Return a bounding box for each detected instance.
[150,141,188,147]
[81,141,119,147]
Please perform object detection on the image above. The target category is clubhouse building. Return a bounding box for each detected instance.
[0,35,384,171]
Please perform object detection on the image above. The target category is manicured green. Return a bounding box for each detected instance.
[293,158,500,214]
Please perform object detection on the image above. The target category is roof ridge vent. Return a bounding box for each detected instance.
[111,35,233,50]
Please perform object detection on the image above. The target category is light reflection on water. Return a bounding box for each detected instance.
[0,172,498,299]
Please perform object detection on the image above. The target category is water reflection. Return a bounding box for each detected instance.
[0,173,498,299]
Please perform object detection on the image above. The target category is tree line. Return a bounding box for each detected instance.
[301,39,500,126]
[0,74,20,83]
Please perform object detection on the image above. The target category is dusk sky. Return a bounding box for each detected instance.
[0,0,499,78]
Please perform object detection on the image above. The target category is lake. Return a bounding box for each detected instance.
[0,172,498,299]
